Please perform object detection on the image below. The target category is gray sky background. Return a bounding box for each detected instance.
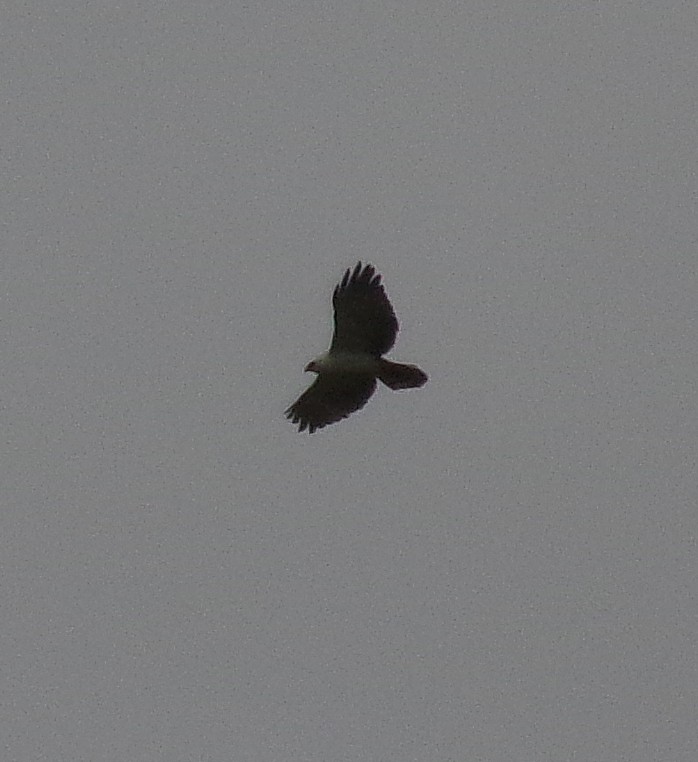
[2,3,696,760]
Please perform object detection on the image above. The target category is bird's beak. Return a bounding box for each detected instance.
[304,361,316,373]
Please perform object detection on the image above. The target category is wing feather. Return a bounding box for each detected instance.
[285,374,377,433]
[330,262,399,356]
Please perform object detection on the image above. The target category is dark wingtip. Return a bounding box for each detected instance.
[285,405,318,433]
[347,261,364,287]
[335,262,382,293]
[336,262,360,295]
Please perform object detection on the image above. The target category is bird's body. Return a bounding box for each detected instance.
[286,262,427,433]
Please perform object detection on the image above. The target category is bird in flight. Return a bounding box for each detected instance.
[286,262,428,433]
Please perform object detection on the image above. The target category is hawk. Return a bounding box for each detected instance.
[286,262,428,432]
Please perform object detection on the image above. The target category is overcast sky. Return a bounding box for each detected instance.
[2,3,696,760]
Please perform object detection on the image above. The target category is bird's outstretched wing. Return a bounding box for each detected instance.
[330,262,399,356]
[285,374,377,433]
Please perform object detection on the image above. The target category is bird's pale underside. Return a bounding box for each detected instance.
[286,262,428,433]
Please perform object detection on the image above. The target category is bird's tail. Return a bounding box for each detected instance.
[377,359,428,390]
